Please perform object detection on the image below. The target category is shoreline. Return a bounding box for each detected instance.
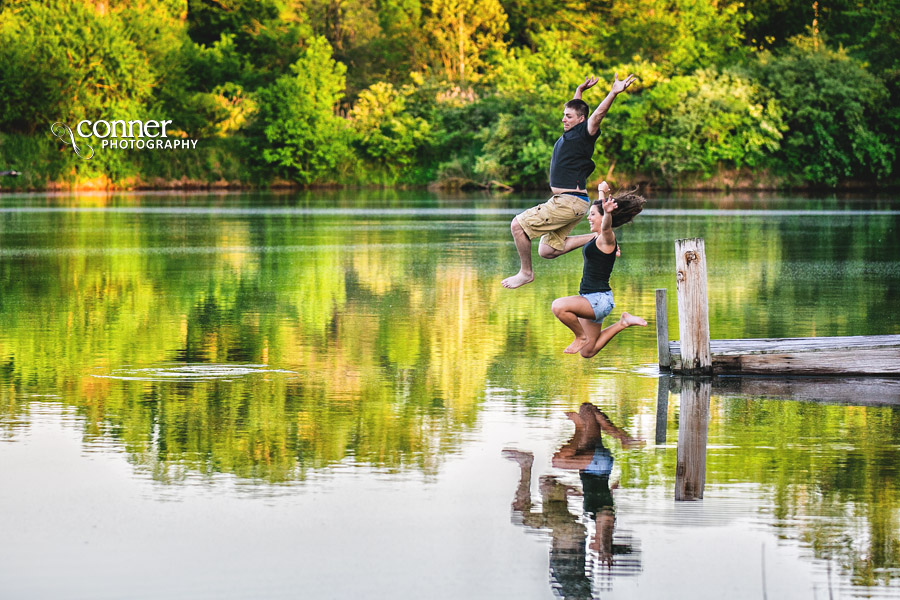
[1,177,895,194]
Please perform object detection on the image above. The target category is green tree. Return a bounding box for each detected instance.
[498,0,560,50]
[349,82,433,183]
[592,0,749,75]
[741,0,900,71]
[252,36,348,184]
[472,108,555,187]
[366,0,426,84]
[425,0,509,85]
[829,0,900,74]
[169,35,261,138]
[185,0,309,89]
[303,0,385,94]
[471,34,590,186]
[606,68,785,185]
[741,0,814,50]
[486,32,587,101]
[0,0,155,134]
[754,37,893,185]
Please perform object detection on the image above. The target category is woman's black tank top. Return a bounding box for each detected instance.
[579,236,616,294]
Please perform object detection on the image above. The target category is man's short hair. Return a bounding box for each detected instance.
[565,99,589,119]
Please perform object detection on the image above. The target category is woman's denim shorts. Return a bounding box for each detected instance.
[581,290,615,323]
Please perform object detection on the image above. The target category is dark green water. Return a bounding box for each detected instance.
[0,190,898,599]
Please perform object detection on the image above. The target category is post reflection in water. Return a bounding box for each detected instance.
[504,403,643,599]
[656,375,712,501]
[674,378,711,501]
[655,375,670,445]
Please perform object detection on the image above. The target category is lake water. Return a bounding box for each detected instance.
[1,189,899,599]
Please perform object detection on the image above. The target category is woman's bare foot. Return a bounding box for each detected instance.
[564,337,588,354]
[501,271,534,289]
[619,312,647,328]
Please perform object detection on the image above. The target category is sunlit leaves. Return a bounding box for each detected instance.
[253,36,348,184]
[607,68,786,185]
[0,0,155,133]
[349,82,433,182]
[591,0,750,74]
[425,0,509,84]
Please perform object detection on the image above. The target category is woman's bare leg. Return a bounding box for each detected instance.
[580,312,647,358]
[551,295,598,354]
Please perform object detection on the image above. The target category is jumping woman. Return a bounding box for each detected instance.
[551,181,647,358]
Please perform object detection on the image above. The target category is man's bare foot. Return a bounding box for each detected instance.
[501,271,534,289]
[564,337,587,354]
[619,312,647,327]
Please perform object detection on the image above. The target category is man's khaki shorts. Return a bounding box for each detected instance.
[515,194,590,251]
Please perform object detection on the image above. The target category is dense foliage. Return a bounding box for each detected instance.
[0,0,896,189]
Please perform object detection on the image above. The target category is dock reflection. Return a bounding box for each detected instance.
[657,372,900,502]
[656,376,712,501]
[504,403,642,598]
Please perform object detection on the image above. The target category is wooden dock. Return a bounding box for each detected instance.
[658,238,900,376]
[666,335,900,375]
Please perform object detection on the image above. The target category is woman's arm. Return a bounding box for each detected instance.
[596,195,617,253]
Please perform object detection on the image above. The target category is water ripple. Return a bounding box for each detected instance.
[92,363,296,382]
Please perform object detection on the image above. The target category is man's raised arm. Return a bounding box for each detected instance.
[586,73,636,136]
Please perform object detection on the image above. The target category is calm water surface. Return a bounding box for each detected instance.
[1,190,899,599]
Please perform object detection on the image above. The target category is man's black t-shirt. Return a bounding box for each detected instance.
[549,120,600,190]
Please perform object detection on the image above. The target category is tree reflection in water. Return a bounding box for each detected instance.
[504,403,642,598]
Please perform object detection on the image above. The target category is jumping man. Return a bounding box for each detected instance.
[501,73,636,289]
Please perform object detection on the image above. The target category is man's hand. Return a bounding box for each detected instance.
[586,74,636,135]
[610,72,637,95]
[598,181,610,196]
[578,75,599,92]
[574,75,599,99]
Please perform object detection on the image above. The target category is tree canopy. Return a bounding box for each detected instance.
[0,0,896,189]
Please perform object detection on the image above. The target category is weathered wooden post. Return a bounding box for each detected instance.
[675,238,712,374]
[655,288,671,370]
[675,378,711,501]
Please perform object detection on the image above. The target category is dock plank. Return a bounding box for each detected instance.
[712,376,900,406]
[668,334,900,375]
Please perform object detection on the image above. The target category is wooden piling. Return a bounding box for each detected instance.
[675,378,710,501]
[675,238,711,374]
[655,288,671,370]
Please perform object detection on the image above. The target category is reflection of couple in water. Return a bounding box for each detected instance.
[504,403,642,599]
